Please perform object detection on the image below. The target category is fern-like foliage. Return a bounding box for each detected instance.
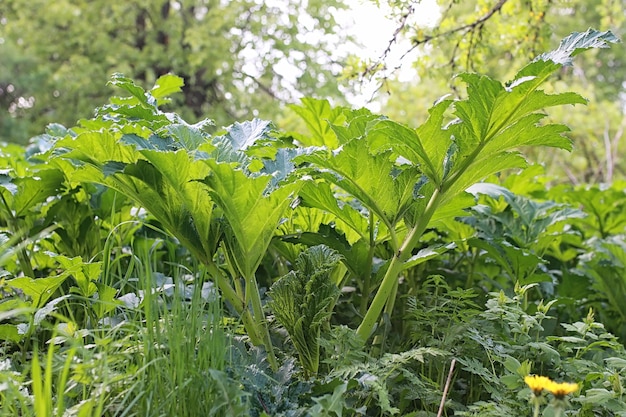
[268,245,342,377]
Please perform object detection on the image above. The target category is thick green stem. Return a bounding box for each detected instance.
[359,211,376,316]
[205,261,263,346]
[371,278,398,353]
[357,188,443,341]
[247,276,278,371]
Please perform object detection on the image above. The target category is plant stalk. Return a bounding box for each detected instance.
[247,275,278,371]
[205,261,263,346]
[357,187,442,341]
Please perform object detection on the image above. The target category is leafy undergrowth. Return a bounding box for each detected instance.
[1,29,626,416]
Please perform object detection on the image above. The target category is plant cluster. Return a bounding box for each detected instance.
[0,29,625,416]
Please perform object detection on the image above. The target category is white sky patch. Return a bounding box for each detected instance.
[235,0,441,110]
[337,0,441,109]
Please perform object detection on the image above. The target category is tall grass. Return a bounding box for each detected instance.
[113,236,244,417]
[0,223,244,416]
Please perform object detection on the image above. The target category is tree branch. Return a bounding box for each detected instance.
[359,0,510,99]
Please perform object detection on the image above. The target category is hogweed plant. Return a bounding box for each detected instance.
[0,28,624,416]
[33,29,618,371]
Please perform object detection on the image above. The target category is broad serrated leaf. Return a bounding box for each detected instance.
[444,152,527,199]
[122,153,216,260]
[220,119,273,152]
[366,119,443,186]
[107,73,156,108]
[298,181,369,240]
[150,73,185,104]
[288,98,346,148]
[296,139,421,230]
[165,124,210,151]
[55,256,102,297]
[535,29,620,66]
[453,73,503,152]
[203,161,300,279]
[260,147,299,189]
[330,108,379,144]
[2,169,65,217]
[120,133,174,151]
[468,238,545,283]
[8,275,70,308]
[442,34,617,200]
[56,130,139,166]
[481,114,573,155]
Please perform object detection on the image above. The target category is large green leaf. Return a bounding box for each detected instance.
[56,130,139,167]
[534,29,619,66]
[441,30,618,198]
[548,182,626,239]
[150,73,185,105]
[56,129,218,263]
[288,98,346,148]
[298,181,369,241]
[295,139,421,232]
[330,107,379,145]
[8,275,70,308]
[0,168,64,217]
[107,72,157,109]
[219,119,273,152]
[203,161,300,279]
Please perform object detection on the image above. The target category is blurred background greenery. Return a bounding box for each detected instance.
[0,0,624,182]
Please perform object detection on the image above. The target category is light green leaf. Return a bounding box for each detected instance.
[120,133,174,151]
[8,275,70,308]
[330,108,378,144]
[150,74,185,104]
[298,181,369,240]
[579,388,617,404]
[366,119,437,184]
[55,256,101,298]
[535,29,620,66]
[311,382,348,416]
[288,98,345,148]
[403,243,456,270]
[93,283,119,318]
[166,124,209,151]
[1,169,65,217]
[56,130,139,167]
[204,161,300,279]
[107,73,155,108]
[0,324,21,342]
[221,119,273,152]
[296,139,421,230]
[260,147,299,189]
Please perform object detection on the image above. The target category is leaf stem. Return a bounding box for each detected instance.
[360,211,376,316]
[205,261,263,346]
[357,187,442,341]
[247,275,278,371]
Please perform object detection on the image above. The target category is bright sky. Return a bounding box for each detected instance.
[337,0,441,107]
[244,0,441,110]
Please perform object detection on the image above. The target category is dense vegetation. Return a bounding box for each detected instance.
[1,27,626,416]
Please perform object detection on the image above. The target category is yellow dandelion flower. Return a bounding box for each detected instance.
[546,381,579,399]
[524,375,553,396]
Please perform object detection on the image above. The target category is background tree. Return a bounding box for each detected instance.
[349,0,626,183]
[0,0,348,143]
